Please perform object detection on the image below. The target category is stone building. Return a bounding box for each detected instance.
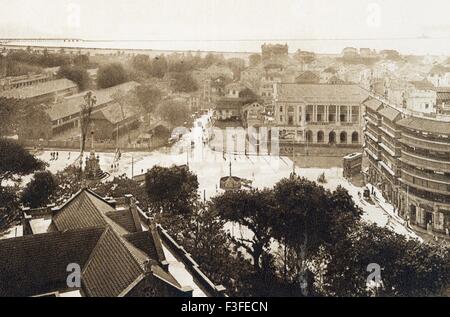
[273,83,369,146]
[363,96,450,235]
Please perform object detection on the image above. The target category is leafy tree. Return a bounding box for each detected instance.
[226,58,246,80]
[0,186,20,230]
[73,54,90,68]
[249,54,262,67]
[57,65,91,91]
[156,99,190,126]
[92,175,150,210]
[0,97,21,137]
[17,104,52,140]
[145,165,199,214]
[212,188,276,272]
[170,72,198,93]
[21,171,58,208]
[0,138,45,187]
[136,85,162,114]
[97,63,128,89]
[323,224,450,297]
[239,88,259,103]
[150,55,168,79]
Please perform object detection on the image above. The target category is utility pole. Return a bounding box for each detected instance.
[131,155,134,178]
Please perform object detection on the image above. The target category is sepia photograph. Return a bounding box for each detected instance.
[0,0,449,305]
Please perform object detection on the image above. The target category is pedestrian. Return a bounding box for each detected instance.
[56,152,59,160]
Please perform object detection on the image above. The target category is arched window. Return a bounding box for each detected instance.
[317,131,324,143]
[305,130,313,143]
[351,132,359,144]
[340,131,347,144]
[329,131,336,144]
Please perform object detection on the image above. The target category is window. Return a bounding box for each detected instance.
[288,115,294,125]
[340,106,348,122]
[305,130,313,143]
[329,131,336,144]
[352,132,359,144]
[317,131,324,143]
[340,131,347,144]
[329,105,336,122]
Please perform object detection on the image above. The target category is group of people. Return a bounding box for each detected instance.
[49,152,59,161]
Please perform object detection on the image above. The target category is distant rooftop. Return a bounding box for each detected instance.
[0,78,77,99]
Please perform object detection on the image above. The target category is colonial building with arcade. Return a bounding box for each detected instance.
[273,83,369,147]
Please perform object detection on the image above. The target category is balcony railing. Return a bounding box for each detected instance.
[400,150,450,173]
[401,168,450,196]
[400,132,450,153]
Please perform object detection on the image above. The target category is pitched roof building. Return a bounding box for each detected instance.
[0,78,78,104]
[0,189,199,297]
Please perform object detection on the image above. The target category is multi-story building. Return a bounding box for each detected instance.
[273,83,369,146]
[403,80,437,114]
[363,96,450,235]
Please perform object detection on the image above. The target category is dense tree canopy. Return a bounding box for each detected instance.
[323,224,450,296]
[97,63,128,89]
[145,165,199,214]
[156,100,190,126]
[249,54,262,67]
[0,138,45,186]
[57,65,91,91]
[212,188,276,272]
[170,72,198,93]
[135,85,162,114]
[21,171,58,208]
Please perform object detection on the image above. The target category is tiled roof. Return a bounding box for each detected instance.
[0,227,105,297]
[0,79,77,99]
[82,228,144,297]
[46,81,140,121]
[124,229,166,264]
[276,83,369,104]
[379,106,401,122]
[90,101,138,125]
[1,188,185,297]
[295,71,320,84]
[106,210,140,233]
[53,190,113,231]
[437,92,450,103]
[364,98,384,112]
[397,117,450,135]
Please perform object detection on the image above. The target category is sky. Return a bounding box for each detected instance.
[1,0,450,54]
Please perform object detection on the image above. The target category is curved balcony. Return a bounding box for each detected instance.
[399,132,450,153]
[400,150,450,173]
[401,167,450,196]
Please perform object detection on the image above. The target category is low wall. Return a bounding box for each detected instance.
[156,225,227,298]
[19,138,168,152]
[133,203,227,297]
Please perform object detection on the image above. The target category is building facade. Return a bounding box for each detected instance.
[363,97,450,235]
[273,83,369,146]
